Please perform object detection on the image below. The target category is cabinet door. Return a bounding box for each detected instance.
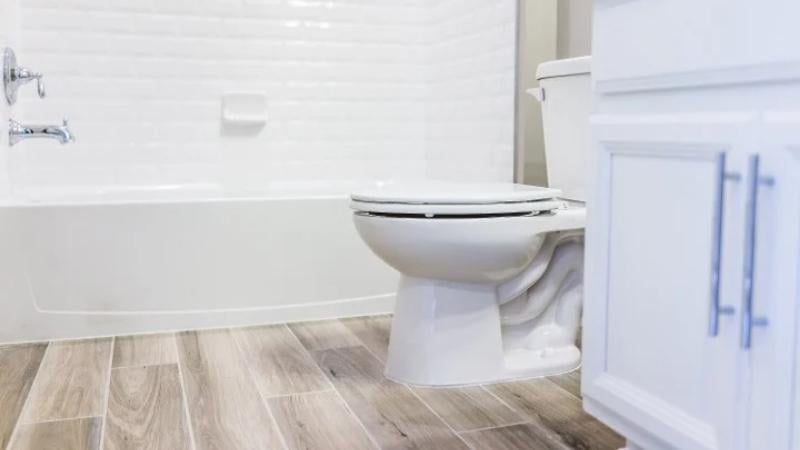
[583,114,755,450]
[748,114,800,450]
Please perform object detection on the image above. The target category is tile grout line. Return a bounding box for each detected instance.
[10,415,103,427]
[229,329,290,450]
[172,333,199,450]
[337,319,475,450]
[98,336,115,450]
[4,342,51,450]
[544,373,583,401]
[478,382,573,450]
[260,388,335,400]
[406,387,476,450]
[280,325,338,394]
[284,324,382,450]
[479,383,525,417]
[110,361,183,371]
[457,419,533,435]
[456,419,573,450]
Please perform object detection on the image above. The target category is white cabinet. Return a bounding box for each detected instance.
[584,109,800,450]
[592,0,800,93]
[585,3,800,449]
[745,115,800,450]
[583,115,755,450]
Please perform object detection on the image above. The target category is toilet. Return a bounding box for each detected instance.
[350,56,592,386]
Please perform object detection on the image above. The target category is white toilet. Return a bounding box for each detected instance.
[350,56,592,386]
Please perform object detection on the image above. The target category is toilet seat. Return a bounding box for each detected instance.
[351,182,567,216]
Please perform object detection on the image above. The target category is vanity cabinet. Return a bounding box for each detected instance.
[746,116,800,450]
[583,2,800,449]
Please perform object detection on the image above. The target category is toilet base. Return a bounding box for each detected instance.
[384,276,581,387]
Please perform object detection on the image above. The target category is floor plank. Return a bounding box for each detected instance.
[0,344,47,449]
[549,369,582,399]
[313,346,469,450]
[22,338,112,423]
[289,320,362,352]
[460,423,567,450]
[231,325,331,397]
[10,417,101,450]
[488,378,624,450]
[269,391,376,450]
[112,334,177,368]
[339,316,393,362]
[176,330,284,450]
[104,364,191,450]
[413,385,523,432]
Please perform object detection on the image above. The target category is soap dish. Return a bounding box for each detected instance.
[221,92,267,126]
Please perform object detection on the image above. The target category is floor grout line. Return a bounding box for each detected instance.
[479,383,525,417]
[457,419,573,450]
[457,419,534,435]
[341,318,476,449]
[544,371,583,401]
[337,318,476,450]
[173,332,199,450]
[260,388,336,400]
[229,329,290,450]
[478,382,574,450]
[98,336,115,450]
[110,361,181,371]
[5,341,51,450]
[284,324,382,450]
[13,415,103,427]
[15,414,102,425]
[407,386,476,450]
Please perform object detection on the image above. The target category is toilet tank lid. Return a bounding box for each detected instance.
[536,56,591,80]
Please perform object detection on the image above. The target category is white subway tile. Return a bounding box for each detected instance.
[11,0,517,193]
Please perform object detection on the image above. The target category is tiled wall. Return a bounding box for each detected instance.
[4,0,517,199]
[426,0,517,182]
[0,0,19,195]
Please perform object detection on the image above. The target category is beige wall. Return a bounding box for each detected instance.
[517,0,592,185]
[516,0,557,185]
[557,0,594,59]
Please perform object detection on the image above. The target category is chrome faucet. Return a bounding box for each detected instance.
[3,47,45,104]
[9,118,75,146]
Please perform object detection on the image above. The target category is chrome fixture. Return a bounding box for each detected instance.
[707,152,739,337]
[3,47,45,105]
[9,118,74,146]
[740,154,772,350]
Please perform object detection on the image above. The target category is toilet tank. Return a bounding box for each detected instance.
[534,56,591,202]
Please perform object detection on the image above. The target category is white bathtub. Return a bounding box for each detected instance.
[0,190,398,344]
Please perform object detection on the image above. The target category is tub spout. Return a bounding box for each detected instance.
[9,117,75,146]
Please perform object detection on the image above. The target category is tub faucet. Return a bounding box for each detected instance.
[8,117,74,146]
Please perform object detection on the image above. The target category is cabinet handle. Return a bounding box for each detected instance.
[740,154,771,349]
[709,153,738,337]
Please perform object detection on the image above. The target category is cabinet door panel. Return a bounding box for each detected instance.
[750,115,800,450]
[583,115,754,450]
[605,151,718,409]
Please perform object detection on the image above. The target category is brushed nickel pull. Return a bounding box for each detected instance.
[740,154,771,349]
[708,153,738,337]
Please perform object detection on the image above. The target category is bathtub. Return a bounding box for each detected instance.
[0,189,398,344]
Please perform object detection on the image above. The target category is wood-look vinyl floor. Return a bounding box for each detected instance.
[0,315,623,450]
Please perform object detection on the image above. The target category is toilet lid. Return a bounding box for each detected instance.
[351,182,565,216]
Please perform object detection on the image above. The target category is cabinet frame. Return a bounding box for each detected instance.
[583,113,757,450]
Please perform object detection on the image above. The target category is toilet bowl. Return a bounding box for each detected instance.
[350,56,592,386]
[351,182,585,386]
